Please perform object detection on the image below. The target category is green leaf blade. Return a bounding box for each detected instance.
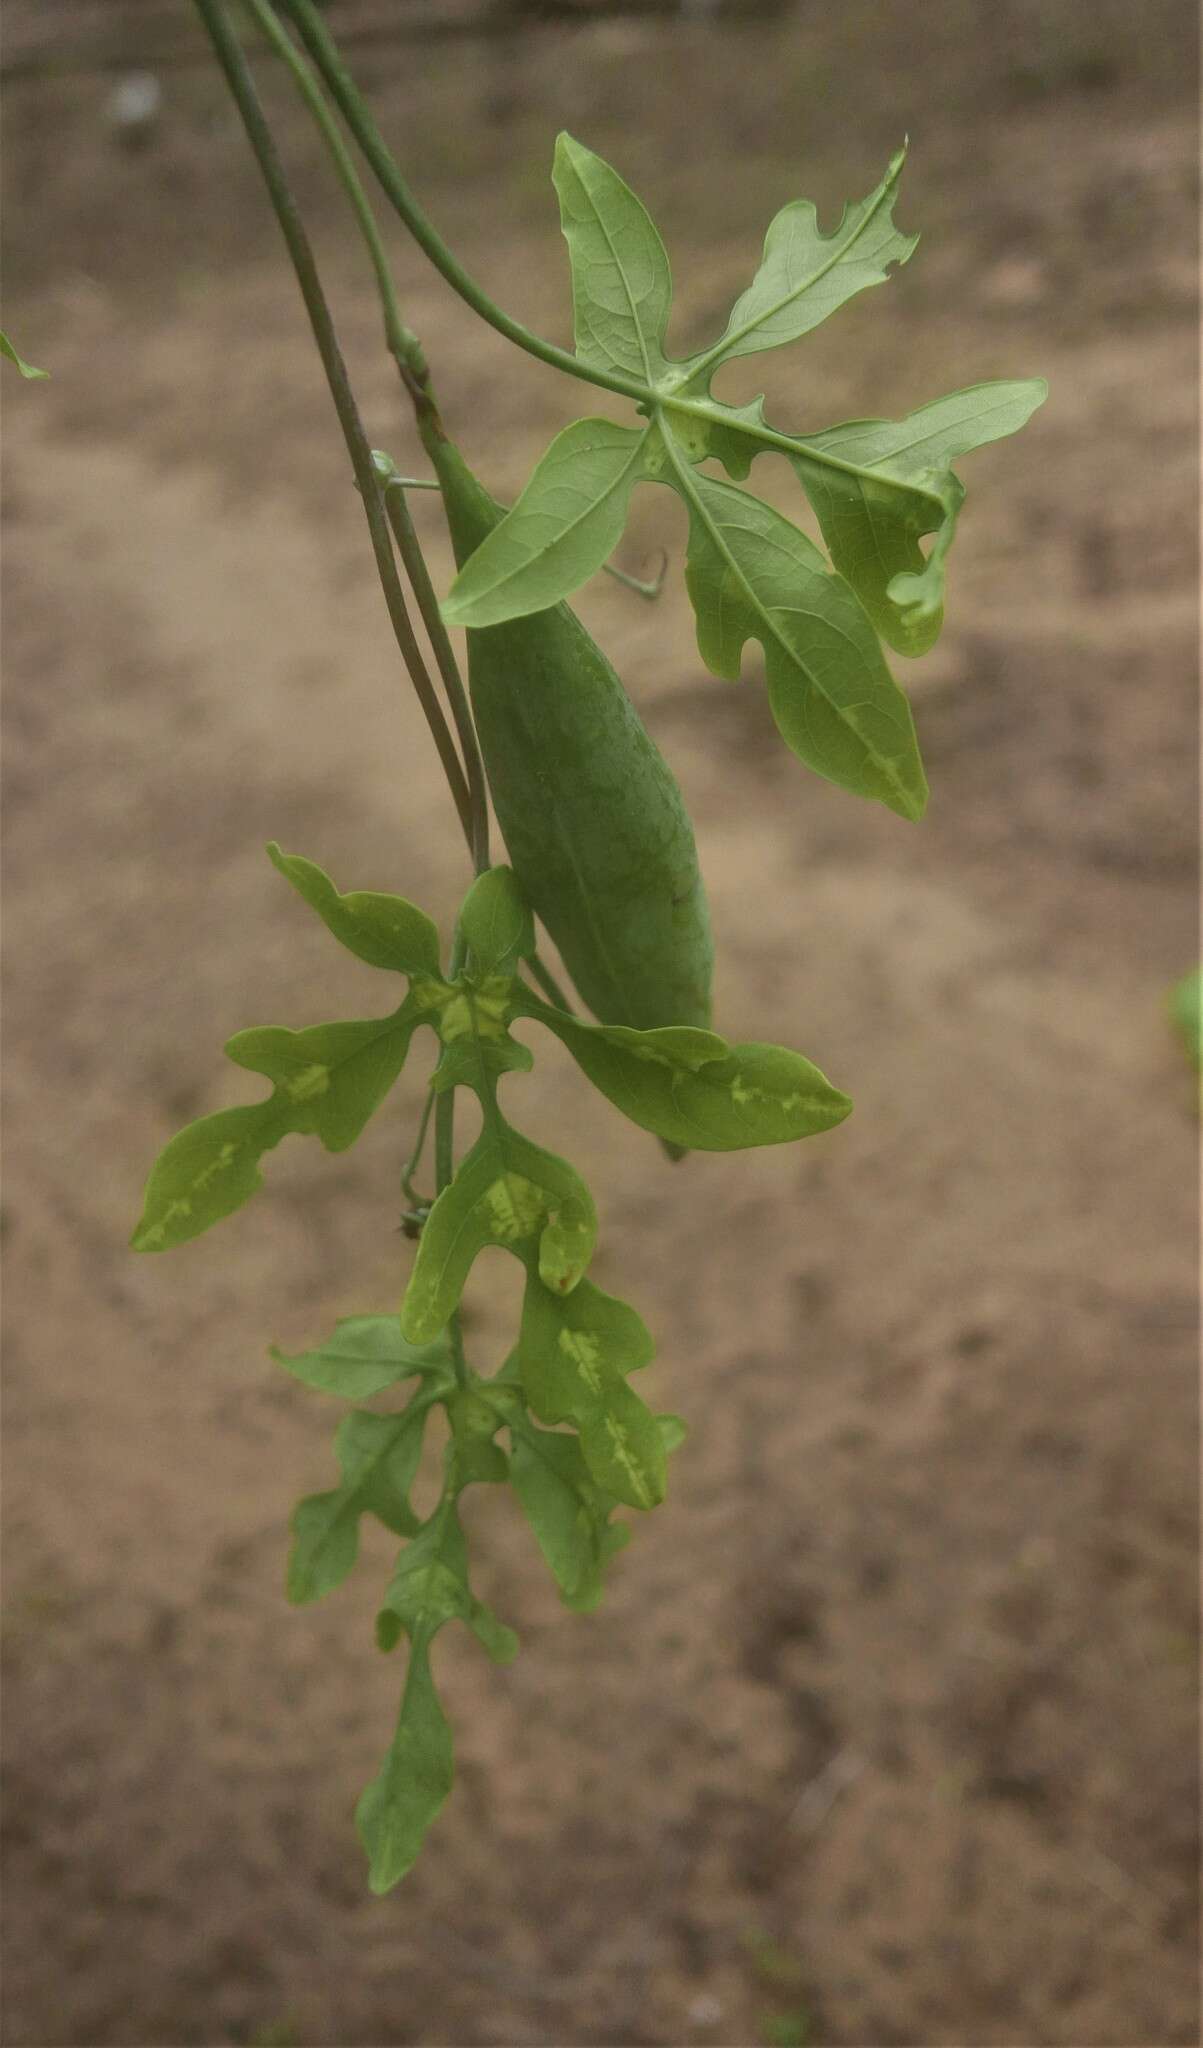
[552,134,673,383]
[442,419,649,627]
[788,378,1048,654]
[131,1102,283,1252]
[271,1316,453,1401]
[402,1126,597,1345]
[457,866,535,976]
[517,1274,664,1510]
[225,1009,417,1152]
[525,999,852,1149]
[686,146,915,375]
[356,1635,454,1894]
[287,1407,429,1605]
[0,329,48,379]
[667,462,928,819]
[267,844,441,977]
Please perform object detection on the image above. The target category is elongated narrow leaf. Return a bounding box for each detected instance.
[457,866,535,976]
[665,460,927,819]
[132,1001,419,1251]
[402,1121,596,1344]
[517,1271,665,1509]
[271,1316,453,1401]
[356,1634,454,1894]
[0,329,48,379]
[784,379,1048,654]
[226,1009,418,1152]
[520,996,851,1148]
[443,419,650,627]
[553,133,672,383]
[267,843,441,977]
[287,1405,431,1604]
[684,146,914,376]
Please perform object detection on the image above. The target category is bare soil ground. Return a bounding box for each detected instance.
[2,4,1199,2043]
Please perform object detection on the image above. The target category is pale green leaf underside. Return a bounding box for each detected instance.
[683,144,915,374]
[267,842,442,977]
[271,1316,453,1401]
[0,329,48,379]
[131,1001,419,1251]
[443,419,648,627]
[553,132,672,383]
[725,378,1048,655]
[667,462,928,819]
[520,995,851,1148]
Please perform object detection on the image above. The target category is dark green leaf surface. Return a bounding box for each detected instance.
[271,1316,453,1401]
[377,1502,518,1663]
[356,1635,454,1894]
[508,1417,631,1610]
[287,1404,431,1603]
[267,842,442,977]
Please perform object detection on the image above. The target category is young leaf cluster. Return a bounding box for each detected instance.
[442,139,1046,822]
[132,851,850,1886]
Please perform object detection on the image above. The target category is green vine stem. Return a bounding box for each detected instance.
[190,0,476,853]
[245,0,495,872]
[281,0,649,406]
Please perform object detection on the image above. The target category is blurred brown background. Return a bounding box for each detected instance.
[2,3,1199,2044]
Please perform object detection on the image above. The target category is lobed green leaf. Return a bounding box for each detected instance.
[662,459,928,819]
[508,1417,632,1610]
[516,1271,665,1510]
[132,1001,420,1251]
[225,1009,419,1152]
[287,1403,431,1604]
[774,379,1048,654]
[401,1121,597,1344]
[271,1316,453,1401]
[267,842,442,977]
[682,146,915,377]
